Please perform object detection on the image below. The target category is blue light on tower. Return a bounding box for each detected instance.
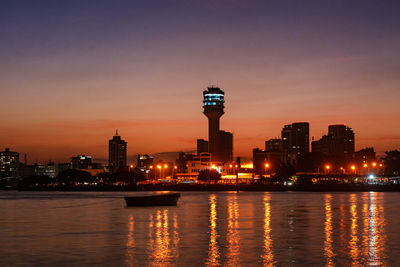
[203,92,224,106]
[203,87,225,161]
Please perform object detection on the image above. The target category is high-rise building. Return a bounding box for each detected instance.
[219,130,233,162]
[281,122,309,166]
[203,86,225,161]
[0,148,19,178]
[312,124,355,156]
[108,130,127,173]
[71,155,92,169]
[196,139,209,155]
[265,139,283,152]
[137,154,154,169]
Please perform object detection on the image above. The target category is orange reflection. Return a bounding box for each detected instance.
[148,209,178,266]
[324,194,335,266]
[125,215,135,266]
[206,194,220,266]
[361,193,370,261]
[368,192,386,265]
[226,194,240,266]
[349,194,360,264]
[262,193,274,265]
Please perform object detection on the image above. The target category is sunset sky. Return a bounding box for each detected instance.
[1,0,400,163]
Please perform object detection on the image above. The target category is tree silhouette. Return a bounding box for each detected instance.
[197,169,221,184]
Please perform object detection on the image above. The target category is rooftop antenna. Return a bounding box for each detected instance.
[116,129,119,136]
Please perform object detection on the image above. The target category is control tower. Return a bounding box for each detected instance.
[203,86,225,161]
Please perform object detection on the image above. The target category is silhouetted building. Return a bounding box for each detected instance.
[35,162,57,178]
[196,139,209,155]
[219,130,233,162]
[203,86,225,162]
[281,122,309,165]
[109,130,127,173]
[253,147,284,175]
[137,154,154,169]
[187,152,212,173]
[253,148,268,175]
[0,148,19,178]
[176,152,194,173]
[71,155,92,169]
[354,147,376,164]
[312,124,355,157]
[265,139,283,152]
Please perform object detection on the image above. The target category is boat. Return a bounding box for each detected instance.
[124,193,181,206]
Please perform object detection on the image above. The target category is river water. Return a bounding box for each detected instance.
[0,191,399,266]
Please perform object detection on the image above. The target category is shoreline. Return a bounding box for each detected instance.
[5,184,400,192]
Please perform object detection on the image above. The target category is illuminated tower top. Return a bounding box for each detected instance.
[203,86,225,115]
[203,86,225,162]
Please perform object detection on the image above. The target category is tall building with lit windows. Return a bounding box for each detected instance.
[0,148,19,178]
[312,124,355,156]
[108,130,127,173]
[281,122,309,165]
[202,86,233,162]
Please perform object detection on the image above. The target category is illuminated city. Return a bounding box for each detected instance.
[1,1,400,266]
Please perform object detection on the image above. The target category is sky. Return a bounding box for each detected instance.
[1,0,400,163]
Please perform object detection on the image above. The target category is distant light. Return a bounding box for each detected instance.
[211,164,216,169]
[325,165,331,170]
[368,174,375,179]
[164,164,168,168]
[363,163,368,168]
[229,164,233,168]
[265,163,270,168]
[372,162,377,167]
[149,166,153,169]
[351,166,356,170]
[157,165,161,169]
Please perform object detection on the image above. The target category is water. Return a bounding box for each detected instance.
[1,191,399,266]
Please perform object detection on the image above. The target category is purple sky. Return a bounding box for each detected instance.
[1,0,400,163]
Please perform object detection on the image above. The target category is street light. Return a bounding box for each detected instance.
[157,165,162,179]
[264,163,270,176]
[351,165,356,175]
[372,162,377,167]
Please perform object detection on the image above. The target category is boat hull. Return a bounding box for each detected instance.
[124,193,181,206]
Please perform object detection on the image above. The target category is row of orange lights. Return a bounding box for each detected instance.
[324,162,383,170]
[131,164,178,170]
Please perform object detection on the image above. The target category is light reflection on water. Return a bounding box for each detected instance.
[323,194,334,266]
[0,191,396,266]
[206,194,219,266]
[262,194,274,266]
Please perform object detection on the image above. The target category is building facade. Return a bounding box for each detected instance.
[71,155,93,169]
[196,139,209,155]
[0,148,19,178]
[108,130,127,173]
[312,124,355,156]
[219,130,233,163]
[281,122,309,165]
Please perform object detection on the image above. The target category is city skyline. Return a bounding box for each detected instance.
[1,1,400,162]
